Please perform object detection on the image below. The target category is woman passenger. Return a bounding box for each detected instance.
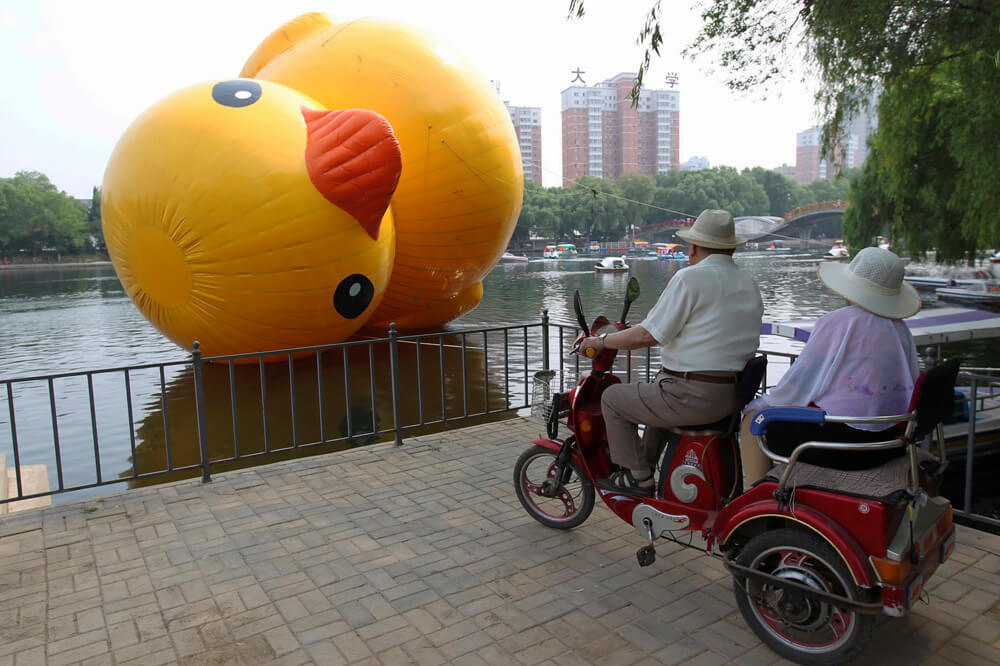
[740,247,922,483]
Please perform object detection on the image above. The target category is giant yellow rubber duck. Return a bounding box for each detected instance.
[103,80,401,356]
[102,12,523,357]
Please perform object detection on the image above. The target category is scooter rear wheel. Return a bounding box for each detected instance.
[732,528,874,665]
[514,444,595,529]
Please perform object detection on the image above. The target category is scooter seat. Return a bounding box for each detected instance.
[669,414,733,436]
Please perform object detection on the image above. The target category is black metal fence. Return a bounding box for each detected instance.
[1,314,997,528]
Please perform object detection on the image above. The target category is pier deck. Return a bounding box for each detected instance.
[1,417,998,665]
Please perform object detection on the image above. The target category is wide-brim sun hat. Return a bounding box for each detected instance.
[817,246,921,319]
[676,209,746,249]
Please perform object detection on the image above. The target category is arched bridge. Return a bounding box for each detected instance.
[634,201,848,246]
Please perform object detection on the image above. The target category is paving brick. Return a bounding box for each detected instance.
[332,631,373,662]
[10,418,1000,666]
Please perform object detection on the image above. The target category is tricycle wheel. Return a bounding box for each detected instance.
[513,444,594,529]
[732,528,874,665]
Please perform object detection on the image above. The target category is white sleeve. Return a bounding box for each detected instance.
[638,273,695,346]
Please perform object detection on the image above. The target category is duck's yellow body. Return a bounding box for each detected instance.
[102,13,522,357]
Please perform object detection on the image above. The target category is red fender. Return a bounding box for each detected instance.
[716,491,877,587]
[531,438,586,468]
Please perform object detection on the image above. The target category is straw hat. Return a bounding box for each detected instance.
[817,246,921,319]
[676,209,745,249]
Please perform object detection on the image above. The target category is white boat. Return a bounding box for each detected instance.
[766,241,792,252]
[594,256,629,273]
[499,251,529,263]
[988,250,1000,279]
[935,279,1000,305]
[823,240,849,261]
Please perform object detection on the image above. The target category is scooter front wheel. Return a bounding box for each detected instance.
[732,528,874,665]
[513,444,595,529]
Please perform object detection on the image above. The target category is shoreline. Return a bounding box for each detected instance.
[0,260,112,270]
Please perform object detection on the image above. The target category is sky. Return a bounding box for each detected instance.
[0,0,822,198]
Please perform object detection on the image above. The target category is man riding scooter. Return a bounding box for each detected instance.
[577,209,764,495]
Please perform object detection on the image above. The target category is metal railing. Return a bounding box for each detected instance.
[1,315,998,528]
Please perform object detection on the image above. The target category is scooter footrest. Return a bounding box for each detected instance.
[636,544,656,567]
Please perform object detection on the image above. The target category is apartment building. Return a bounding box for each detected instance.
[504,103,542,184]
[561,72,679,184]
[795,96,878,184]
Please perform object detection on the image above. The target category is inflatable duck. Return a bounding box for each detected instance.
[102,80,401,355]
[102,12,522,357]
[240,13,523,330]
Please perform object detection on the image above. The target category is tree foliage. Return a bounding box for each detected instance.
[87,186,105,250]
[514,167,839,242]
[0,171,91,258]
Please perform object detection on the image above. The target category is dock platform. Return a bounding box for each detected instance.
[1,417,998,665]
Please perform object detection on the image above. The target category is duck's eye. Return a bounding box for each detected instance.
[334,274,374,319]
[211,80,262,108]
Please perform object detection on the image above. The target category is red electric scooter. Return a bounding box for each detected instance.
[514,278,957,665]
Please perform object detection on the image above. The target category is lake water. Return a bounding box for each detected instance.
[1,251,997,508]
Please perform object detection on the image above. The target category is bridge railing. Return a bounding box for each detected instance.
[783,200,849,221]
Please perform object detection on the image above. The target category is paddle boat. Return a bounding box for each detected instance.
[653,242,687,260]
[988,249,1000,278]
[765,240,792,252]
[935,279,1000,306]
[627,240,650,255]
[594,256,629,273]
[823,240,849,261]
[500,251,529,263]
[542,243,579,259]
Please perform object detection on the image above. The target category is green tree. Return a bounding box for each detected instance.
[0,171,89,257]
[618,173,656,235]
[87,186,105,251]
[743,167,809,217]
[804,176,849,205]
[559,177,628,241]
[652,168,768,219]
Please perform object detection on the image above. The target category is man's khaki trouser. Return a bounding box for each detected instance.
[600,369,739,471]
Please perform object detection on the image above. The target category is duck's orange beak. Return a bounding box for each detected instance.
[303,108,402,241]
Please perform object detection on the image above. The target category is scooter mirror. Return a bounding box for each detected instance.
[573,290,590,336]
[621,277,640,323]
[626,277,640,303]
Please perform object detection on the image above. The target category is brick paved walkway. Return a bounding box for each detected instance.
[1,416,998,665]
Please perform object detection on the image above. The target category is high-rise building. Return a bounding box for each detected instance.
[847,92,879,167]
[561,72,679,184]
[795,126,828,185]
[504,103,542,184]
[795,95,879,185]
